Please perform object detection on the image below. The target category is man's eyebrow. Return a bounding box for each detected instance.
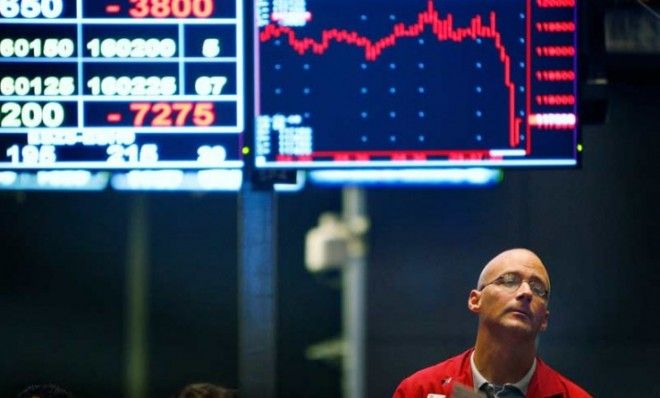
[501,271,547,283]
[526,274,550,287]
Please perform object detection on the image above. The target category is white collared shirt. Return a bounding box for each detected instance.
[470,350,536,395]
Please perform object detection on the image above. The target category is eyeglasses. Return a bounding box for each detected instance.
[479,272,549,300]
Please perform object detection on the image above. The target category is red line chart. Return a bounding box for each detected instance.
[260,0,522,148]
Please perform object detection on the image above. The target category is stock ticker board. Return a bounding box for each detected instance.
[255,0,580,168]
[0,0,244,169]
[0,0,579,171]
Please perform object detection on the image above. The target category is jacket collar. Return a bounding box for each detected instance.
[451,349,565,398]
[521,357,565,398]
[445,349,476,390]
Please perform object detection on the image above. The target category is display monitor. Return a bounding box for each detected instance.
[255,0,579,168]
[0,0,244,170]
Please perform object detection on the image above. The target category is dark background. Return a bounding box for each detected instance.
[1,1,659,397]
[1,81,658,397]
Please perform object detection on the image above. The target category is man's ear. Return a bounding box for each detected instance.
[540,309,550,332]
[468,289,481,314]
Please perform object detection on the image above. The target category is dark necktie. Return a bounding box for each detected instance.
[480,383,525,398]
[502,385,525,397]
[480,384,496,398]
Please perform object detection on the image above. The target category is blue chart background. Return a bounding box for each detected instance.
[259,0,527,159]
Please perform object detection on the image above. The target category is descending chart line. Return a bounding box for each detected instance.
[260,0,522,148]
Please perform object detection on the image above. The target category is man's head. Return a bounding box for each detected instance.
[468,248,551,339]
[17,384,73,398]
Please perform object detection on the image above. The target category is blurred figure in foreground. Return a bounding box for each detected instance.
[176,382,238,398]
[17,384,74,398]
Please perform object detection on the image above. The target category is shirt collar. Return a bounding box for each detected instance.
[470,350,537,394]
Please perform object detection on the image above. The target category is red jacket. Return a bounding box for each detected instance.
[393,349,591,398]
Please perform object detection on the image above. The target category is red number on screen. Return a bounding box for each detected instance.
[129,102,215,126]
[128,0,213,18]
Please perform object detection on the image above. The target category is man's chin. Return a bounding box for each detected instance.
[500,318,537,336]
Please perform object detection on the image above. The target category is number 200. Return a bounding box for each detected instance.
[0,102,65,128]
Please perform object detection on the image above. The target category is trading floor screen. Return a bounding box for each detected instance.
[0,0,245,169]
[255,0,579,168]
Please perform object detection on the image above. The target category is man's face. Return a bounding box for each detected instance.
[468,249,550,338]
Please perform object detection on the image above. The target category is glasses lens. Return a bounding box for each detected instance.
[529,281,548,298]
[497,274,548,298]
[499,273,521,290]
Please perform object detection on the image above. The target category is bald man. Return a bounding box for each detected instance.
[392,249,591,398]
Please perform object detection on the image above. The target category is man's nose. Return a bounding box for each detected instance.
[516,281,534,300]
